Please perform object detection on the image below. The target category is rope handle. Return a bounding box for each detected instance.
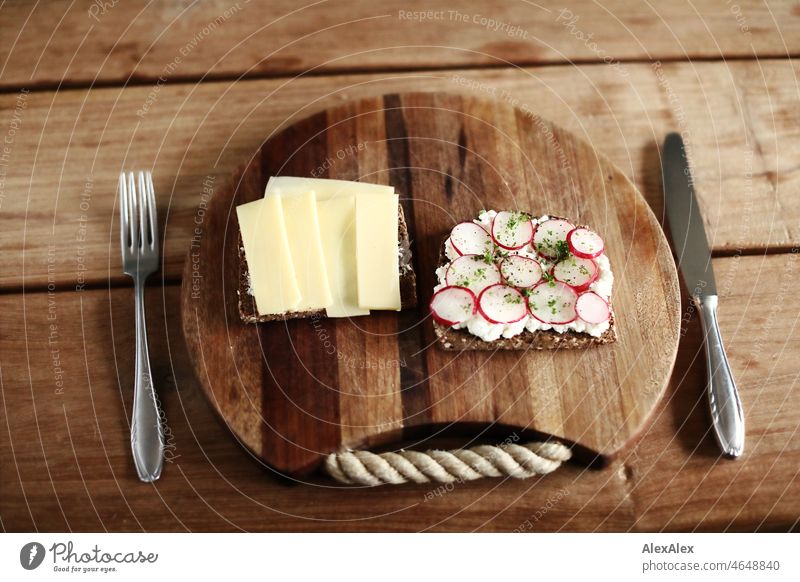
[324,441,571,486]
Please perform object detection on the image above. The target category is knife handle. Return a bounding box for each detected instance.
[695,294,745,457]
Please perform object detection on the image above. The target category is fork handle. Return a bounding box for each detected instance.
[131,278,164,482]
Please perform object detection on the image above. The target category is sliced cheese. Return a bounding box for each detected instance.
[280,190,333,310]
[266,176,394,200]
[355,193,401,310]
[317,195,369,318]
[236,197,301,315]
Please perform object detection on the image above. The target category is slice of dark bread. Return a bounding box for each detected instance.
[433,217,617,351]
[238,203,417,323]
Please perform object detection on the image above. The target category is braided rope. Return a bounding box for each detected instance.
[324,441,571,486]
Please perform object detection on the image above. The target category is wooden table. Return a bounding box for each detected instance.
[1,0,798,532]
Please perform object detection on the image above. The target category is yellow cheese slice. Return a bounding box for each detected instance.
[266,176,394,200]
[235,197,301,315]
[317,195,370,318]
[281,190,333,310]
[355,193,401,310]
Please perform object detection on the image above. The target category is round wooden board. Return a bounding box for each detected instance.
[181,93,681,478]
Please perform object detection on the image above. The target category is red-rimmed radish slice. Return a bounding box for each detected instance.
[576,292,610,324]
[450,222,493,256]
[445,254,502,294]
[567,227,605,259]
[491,211,534,250]
[552,257,598,292]
[527,281,578,325]
[533,218,575,259]
[429,286,477,326]
[445,237,458,257]
[499,255,543,289]
[477,284,528,324]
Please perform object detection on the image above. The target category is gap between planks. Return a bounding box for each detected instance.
[1,53,797,96]
[2,246,796,297]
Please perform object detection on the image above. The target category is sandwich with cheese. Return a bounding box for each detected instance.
[236,177,416,323]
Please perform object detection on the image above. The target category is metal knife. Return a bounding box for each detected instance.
[662,132,745,458]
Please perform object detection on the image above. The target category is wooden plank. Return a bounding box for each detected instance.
[1,0,798,90]
[624,253,800,531]
[1,60,798,290]
[2,253,797,531]
[0,285,634,532]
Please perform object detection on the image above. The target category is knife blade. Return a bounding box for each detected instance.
[662,132,745,458]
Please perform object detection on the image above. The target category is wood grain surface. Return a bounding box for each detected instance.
[2,60,798,290]
[179,93,681,477]
[2,254,796,531]
[2,0,798,533]
[1,0,799,90]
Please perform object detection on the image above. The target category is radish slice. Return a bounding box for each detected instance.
[499,255,543,289]
[552,257,598,292]
[533,218,575,259]
[567,227,605,259]
[576,292,610,324]
[491,211,534,250]
[445,254,502,294]
[527,281,578,325]
[430,286,477,326]
[445,237,458,258]
[477,284,528,324]
[450,222,493,256]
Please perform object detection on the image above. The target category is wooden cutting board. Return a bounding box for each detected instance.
[180,93,681,477]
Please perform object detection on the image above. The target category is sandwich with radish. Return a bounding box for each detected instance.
[430,209,615,350]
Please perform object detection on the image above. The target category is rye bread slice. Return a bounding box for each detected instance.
[238,203,417,323]
[433,216,616,351]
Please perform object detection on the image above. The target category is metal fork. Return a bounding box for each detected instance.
[119,171,164,482]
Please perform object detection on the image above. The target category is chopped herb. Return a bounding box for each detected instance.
[554,240,571,262]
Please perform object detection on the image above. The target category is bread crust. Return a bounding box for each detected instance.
[433,216,617,351]
[238,203,417,323]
